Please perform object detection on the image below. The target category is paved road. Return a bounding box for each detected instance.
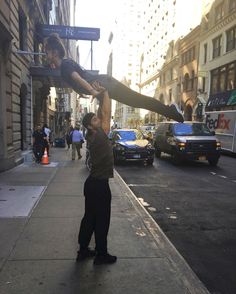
[116,154,236,294]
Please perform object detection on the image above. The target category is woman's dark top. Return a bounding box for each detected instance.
[61,59,96,95]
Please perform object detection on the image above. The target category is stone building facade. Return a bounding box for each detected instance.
[179,26,201,121]
[198,0,236,112]
[0,0,71,172]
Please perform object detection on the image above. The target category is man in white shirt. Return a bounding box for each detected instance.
[71,125,84,160]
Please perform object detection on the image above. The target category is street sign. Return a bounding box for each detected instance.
[38,24,100,41]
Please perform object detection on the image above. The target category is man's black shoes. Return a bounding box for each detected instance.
[93,253,117,265]
[76,248,96,262]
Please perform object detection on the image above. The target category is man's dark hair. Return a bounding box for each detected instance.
[82,112,95,129]
[44,33,66,58]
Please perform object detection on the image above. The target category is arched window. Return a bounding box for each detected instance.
[183,73,190,91]
[185,104,193,121]
[159,94,164,104]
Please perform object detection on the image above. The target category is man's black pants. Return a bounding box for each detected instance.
[78,176,111,255]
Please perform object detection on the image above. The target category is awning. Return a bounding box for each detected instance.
[30,66,68,88]
[30,66,100,90]
[205,89,236,110]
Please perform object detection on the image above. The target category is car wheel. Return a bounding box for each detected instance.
[208,158,219,166]
[172,153,182,165]
[155,147,161,158]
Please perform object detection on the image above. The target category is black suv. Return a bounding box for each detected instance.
[154,122,221,166]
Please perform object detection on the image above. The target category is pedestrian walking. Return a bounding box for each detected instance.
[71,125,84,160]
[44,33,184,123]
[43,124,51,156]
[66,126,74,149]
[32,125,47,163]
[77,84,117,265]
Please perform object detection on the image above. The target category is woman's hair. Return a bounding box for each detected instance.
[44,33,66,58]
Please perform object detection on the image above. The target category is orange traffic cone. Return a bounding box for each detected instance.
[41,148,49,165]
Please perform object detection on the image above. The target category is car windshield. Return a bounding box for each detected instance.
[173,123,212,136]
[117,130,143,141]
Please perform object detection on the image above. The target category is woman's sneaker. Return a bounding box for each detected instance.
[93,253,117,265]
[168,103,184,123]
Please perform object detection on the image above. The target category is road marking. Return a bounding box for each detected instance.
[219,175,227,179]
[128,184,168,188]
[169,215,177,219]
[137,197,149,207]
[210,172,216,175]
[148,207,157,212]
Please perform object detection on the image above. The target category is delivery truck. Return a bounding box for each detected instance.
[205,110,236,153]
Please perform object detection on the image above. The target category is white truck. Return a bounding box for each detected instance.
[205,110,236,153]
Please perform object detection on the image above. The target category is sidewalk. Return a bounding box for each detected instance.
[0,146,210,294]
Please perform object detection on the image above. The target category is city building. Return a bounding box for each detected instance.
[0,0,50,171]
[198,0,236,112]
[110,0,142,128]
[178,26,201,121]
[0,0,73,172]
[110,0,214,125]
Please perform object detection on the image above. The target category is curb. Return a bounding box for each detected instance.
[114,169,210,294]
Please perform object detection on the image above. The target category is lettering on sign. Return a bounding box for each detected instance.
[205,111,236,136]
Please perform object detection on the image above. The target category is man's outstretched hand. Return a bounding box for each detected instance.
[90,81,107,102]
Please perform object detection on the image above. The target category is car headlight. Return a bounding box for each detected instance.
[216,141,221,149]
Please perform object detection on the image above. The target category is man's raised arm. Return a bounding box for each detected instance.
[92,82,111,135]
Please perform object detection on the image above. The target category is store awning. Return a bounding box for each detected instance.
[30,66,100,89]
[30,66,68,88]
[205,90,236,110]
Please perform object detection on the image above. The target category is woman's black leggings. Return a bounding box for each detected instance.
[90,74,170,116]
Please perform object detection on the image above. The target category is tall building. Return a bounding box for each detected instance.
[110,0,214,125]
[111,0,143,128]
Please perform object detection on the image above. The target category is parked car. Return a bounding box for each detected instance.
[53,137,66,148]
[110,129,155,165]
[154,122,221,166]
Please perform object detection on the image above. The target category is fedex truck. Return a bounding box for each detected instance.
[205,110,236,153]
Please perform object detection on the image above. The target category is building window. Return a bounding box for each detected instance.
[191,70,195,90]
[227,63,235,90]
[226,26,236,52]
[170,68,173,80]
[181,46,196,66]
[210,62,236,94]
[19,7,27,51]
[215,2,224,23]
[219,67,226,92]
[211,69,218,94]
[202,77,206,92]
[169,89,172,102]
[183,73,190,91]
[204,43,207,63]
[212,35,222,59]
[229,0,236,11]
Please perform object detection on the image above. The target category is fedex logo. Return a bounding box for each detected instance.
[206,113,230,130]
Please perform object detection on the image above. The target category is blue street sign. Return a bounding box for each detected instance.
[38,24,100,41]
